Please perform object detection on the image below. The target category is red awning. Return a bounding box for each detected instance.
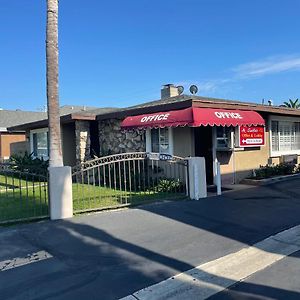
[192,108,265,127]
[121,107,265,129]
[121,108,193,129]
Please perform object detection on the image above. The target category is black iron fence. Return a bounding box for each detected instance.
[0,163,49,224]
[72,152,188,213]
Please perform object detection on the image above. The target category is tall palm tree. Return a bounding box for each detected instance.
[46,0,63,167]
[282,98,300,109]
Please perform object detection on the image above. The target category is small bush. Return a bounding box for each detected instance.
[9,152,48,174]
[157,178,183,193]
[250,162,298,180]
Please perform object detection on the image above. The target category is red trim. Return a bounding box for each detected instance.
[121,107,265,129]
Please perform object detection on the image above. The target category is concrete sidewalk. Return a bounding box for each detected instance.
[121,225,300,300]
[1,178,300,300]
[211,250,300,300]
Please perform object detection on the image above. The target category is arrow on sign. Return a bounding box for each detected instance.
[242,138,263,144]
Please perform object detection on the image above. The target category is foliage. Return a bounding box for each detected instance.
[9,152,48,174]
[156,178,183,193]
[75,160,185,194]
[281,99,300,109]
[250,162,299,180]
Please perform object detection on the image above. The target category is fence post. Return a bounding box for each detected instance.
[48,166,73,220]
[187,157,207,200]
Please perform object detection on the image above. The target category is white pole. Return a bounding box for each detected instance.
[49,166,73,219]
[185,163,189,197]
[194,165,199,200]
[216,161,222,196]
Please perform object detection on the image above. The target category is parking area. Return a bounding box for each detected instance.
[1,179,300,300]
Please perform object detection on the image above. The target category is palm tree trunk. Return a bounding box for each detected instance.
[46,0,63,167]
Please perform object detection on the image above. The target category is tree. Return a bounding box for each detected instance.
[46,0,63,167]
[282,99,300,109]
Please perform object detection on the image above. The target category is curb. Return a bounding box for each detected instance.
[241,173,300,186]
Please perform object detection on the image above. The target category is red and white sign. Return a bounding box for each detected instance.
[239,125,265,147]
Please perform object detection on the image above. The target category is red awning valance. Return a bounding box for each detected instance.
[192,108,265,127]
[121,108,193,129]
[121,107,265,129]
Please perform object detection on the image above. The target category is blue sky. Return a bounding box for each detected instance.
[1,0,300,111]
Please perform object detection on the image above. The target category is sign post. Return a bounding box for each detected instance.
[239,125,265,147]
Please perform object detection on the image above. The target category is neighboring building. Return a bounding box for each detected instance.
[9,85,300,184]
[0,109,46,160]
[9,106,120,166]
[0,105,100,161]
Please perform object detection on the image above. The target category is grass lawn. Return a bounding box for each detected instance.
[0,184,49,223]
[0,177,186,223]
[72,183,186,212]
[0,174,42,191]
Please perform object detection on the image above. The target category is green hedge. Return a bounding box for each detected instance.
[249,163,300,180]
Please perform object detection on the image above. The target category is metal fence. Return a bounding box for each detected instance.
[0,163,48,224]
[72,152,188,213]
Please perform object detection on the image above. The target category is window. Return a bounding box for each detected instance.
[271,120,300,155]
[271,121,279,152]
[216,127,232,150]
[146,128,173,154]
[30,129,49,158]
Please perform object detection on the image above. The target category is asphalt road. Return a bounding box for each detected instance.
[1,178,300,300]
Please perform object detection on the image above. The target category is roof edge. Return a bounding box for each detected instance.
[96,99,193,120]
[192,99,300,116]
[8,112,96,131]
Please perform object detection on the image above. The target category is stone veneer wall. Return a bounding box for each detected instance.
[98,119,145,155]
[75,120,91,163]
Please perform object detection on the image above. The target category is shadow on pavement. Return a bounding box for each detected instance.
[1,179,300,299]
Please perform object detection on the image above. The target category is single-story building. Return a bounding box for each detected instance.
[9,106,120,166]
[9,84,300,184]
[0,109,47,161]
[1,105,99,162]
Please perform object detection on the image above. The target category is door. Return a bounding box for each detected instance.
[194,126,214,184]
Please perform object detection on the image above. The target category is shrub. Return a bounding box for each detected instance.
[9,152,48,174]
[250,162,298,180]
[157,178,183,193]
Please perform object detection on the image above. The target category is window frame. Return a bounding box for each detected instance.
[30,128,49,160]
[215,126,233,150]
[146,127,174,155]
[269,115,300,157]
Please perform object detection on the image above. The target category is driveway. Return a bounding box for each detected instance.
[1,178,300,300]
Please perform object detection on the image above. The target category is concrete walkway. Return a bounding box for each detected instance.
[121,225,300,299]
[1,178,300,300]
[211,250,300,300]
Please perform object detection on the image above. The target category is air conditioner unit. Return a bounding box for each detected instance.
[280,154,298,165]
